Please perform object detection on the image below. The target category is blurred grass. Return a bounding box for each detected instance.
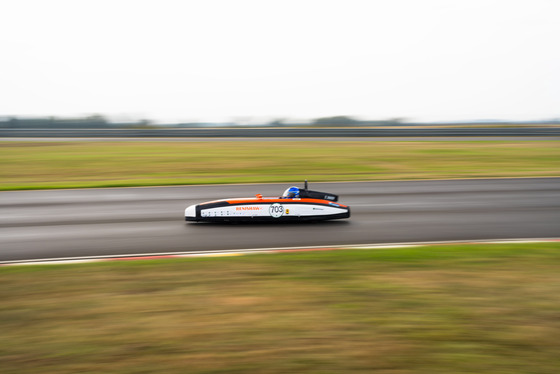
[2,242,560,373]
[0,141,559,190]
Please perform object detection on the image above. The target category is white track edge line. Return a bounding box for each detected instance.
[1,238,559,266]
[4,176,559,192]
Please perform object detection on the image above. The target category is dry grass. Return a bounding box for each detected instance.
[1,140,559,189]
[2,243,560,373]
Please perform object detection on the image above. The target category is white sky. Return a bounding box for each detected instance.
[1,0,558,123]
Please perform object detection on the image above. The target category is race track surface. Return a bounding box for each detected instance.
[1,178,559,262]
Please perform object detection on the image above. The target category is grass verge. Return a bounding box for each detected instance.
[2,242,560,373]
[1,140,559,190]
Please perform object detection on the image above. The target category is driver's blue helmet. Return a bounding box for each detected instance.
[282,186,300,198]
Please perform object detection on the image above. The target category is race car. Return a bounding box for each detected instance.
[185,181,350,222]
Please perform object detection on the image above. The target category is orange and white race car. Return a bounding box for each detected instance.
[185,181,350,222]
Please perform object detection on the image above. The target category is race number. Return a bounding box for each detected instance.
[269,203,284,218]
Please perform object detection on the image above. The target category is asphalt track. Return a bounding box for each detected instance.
[1,178,559,262]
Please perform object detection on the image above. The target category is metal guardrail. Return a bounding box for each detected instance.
[1,127,560,137]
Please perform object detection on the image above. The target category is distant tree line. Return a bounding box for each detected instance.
[0,115,409,128]
[0,115,157,129]
[309,116,408,127]
[1,114,558,129]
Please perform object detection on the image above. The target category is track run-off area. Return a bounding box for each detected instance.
[1,178,559,263]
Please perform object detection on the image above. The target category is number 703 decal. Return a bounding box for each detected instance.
[269,203,284,218]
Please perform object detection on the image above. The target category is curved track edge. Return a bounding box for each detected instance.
[2,238,559,267]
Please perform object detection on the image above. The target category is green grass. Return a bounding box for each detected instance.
[1,141,559,190]
[2,242,560,373]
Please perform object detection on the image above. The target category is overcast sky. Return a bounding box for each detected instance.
[1,0,558,123]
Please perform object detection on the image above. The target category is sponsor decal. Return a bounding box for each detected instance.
[269,203,284,218]
[286,209,290,214]
[329,202,340,207]
[236,206,262,211]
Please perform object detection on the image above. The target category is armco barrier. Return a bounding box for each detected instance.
[1,127,560,138]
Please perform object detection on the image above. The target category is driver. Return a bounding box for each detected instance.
[282,186,300,198]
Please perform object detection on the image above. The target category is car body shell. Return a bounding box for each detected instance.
[185,196,350,222]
